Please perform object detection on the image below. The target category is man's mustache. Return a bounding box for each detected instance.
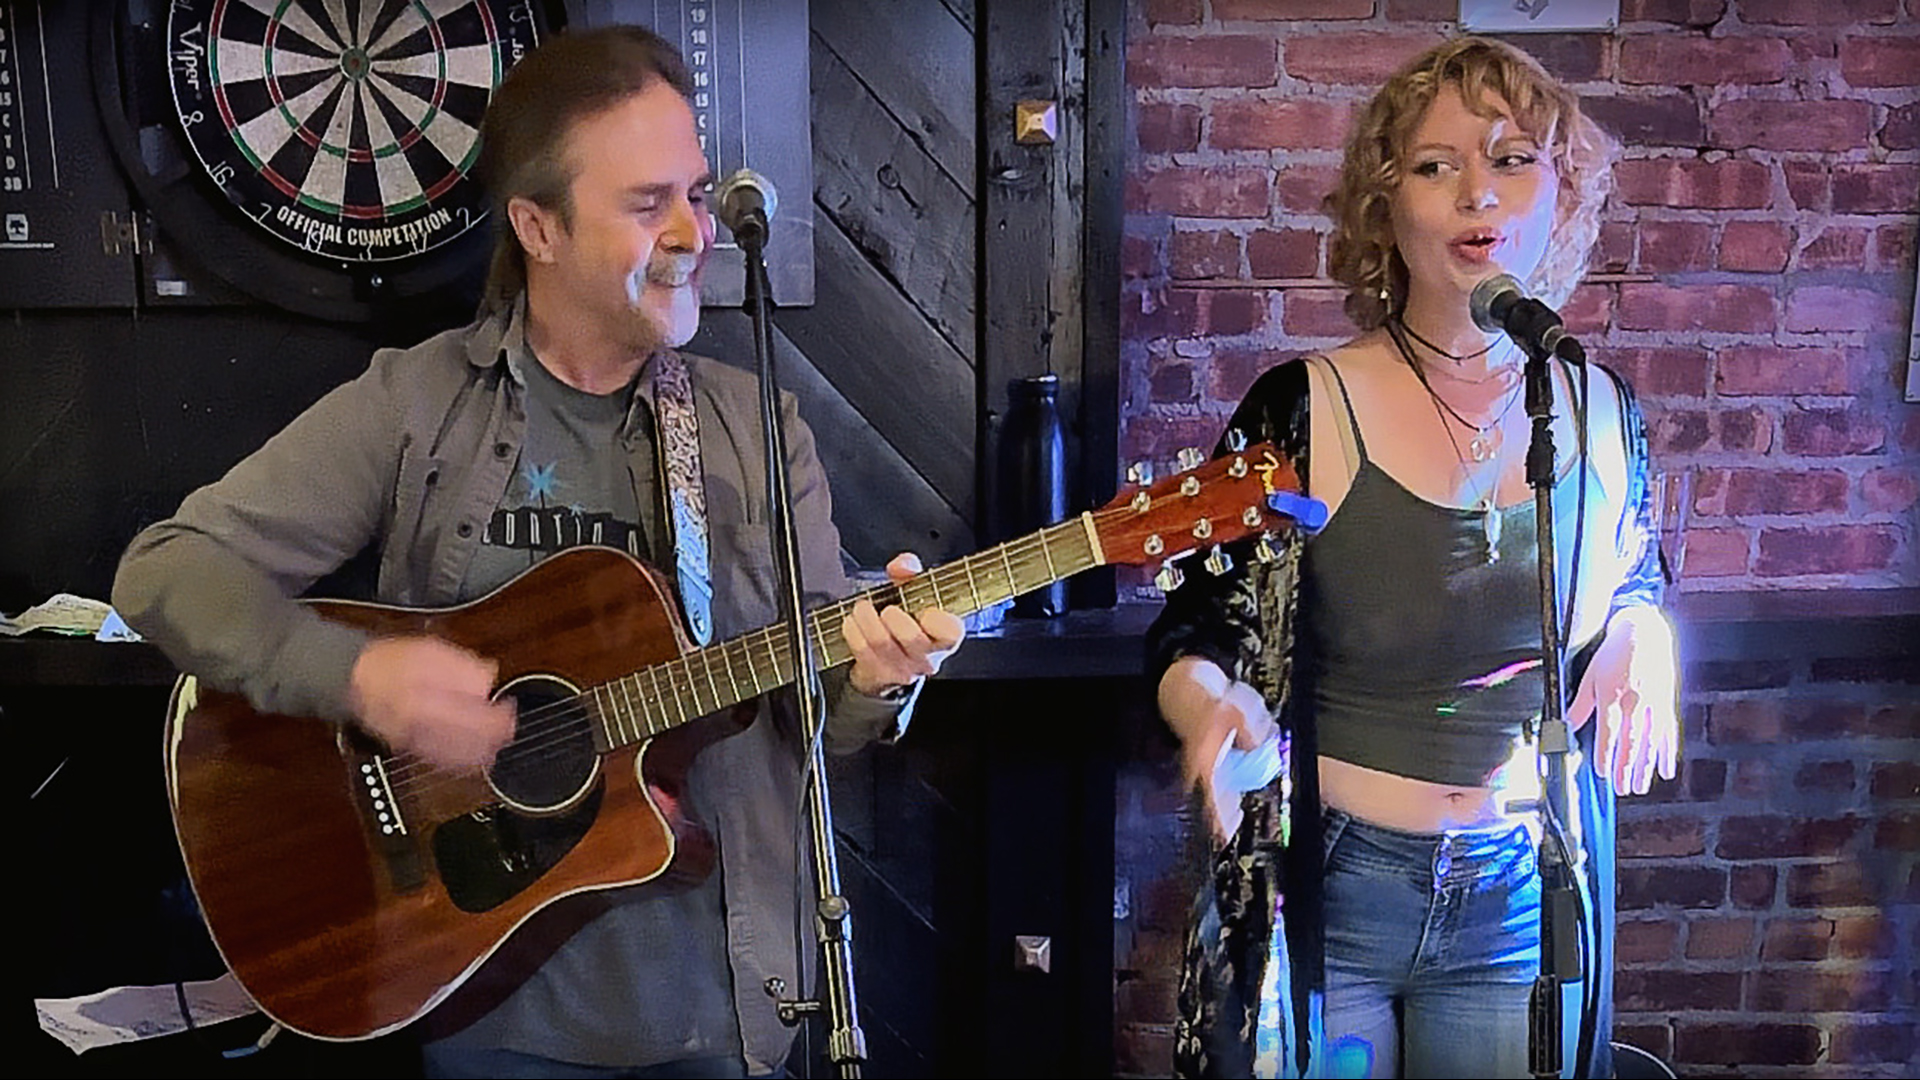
[645,253,701,288]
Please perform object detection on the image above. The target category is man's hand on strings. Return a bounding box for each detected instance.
[843,552,966,697]
[349,636,516,772]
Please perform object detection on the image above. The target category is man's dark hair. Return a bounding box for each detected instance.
[476,25,694,313]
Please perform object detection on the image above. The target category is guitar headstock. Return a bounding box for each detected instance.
[1090,438,1321,589]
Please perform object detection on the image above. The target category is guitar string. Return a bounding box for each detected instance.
[378,533,1009,783]
[381,489,1297,795]
[379,490,1281,794]
[381,491,1291,794]
[379,525,1080,789]
[380,558,1028,796]
[467,522,1068,742]
[379,534,999,780]
[379,524,1095,790]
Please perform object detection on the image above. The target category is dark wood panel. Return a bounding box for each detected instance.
[1074,0,1127,609]
[1047,0,1089,432]
[941,0,976,33]
[980,0,1072,547]
[769,213,977,523]
[810,36,976,361]
[688,309,972,568]
[0,311,386,611]
[812,0,976,200]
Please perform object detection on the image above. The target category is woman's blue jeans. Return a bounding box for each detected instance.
[1320,808,1542,1079]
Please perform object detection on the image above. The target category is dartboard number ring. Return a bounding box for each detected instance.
[166,1,539,265]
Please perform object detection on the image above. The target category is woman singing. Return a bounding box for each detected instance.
[1147,37,1678,1079]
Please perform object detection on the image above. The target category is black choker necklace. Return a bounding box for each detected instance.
[1394,315,1497,363]
[1386,320,1523,464]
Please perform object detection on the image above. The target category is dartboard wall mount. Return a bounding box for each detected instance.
[94,0,555,324]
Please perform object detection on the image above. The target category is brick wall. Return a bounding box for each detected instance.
[1120,0,1918,592]
[1610,654,1919,1078]
[1113,1,1920,1076]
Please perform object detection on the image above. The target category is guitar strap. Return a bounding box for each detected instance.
[650,349,714,646]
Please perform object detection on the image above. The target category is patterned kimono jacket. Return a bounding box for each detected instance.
[1145,358,1665,1079]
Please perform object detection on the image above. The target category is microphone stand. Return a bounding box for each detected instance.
[735,214,867,1078]
[1520,333,1586,1080]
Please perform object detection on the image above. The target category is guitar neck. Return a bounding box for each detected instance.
[589,515,1105,750]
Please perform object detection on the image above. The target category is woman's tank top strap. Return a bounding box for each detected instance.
[1317,358,1369,462]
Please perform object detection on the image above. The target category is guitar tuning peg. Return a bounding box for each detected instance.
[1224,428,1248,453]
[1127,460,1154,485]
[1253,534,1279,564]
[1176,447,1205,472]
[1203,546,1234,576]
[1153,563,1186,593]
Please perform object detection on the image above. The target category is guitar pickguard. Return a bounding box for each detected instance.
[432,785,604,914]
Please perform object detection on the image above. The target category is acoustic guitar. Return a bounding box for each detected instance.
[164,443,1314,1039]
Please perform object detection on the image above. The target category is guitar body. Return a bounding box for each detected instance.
[164,547,730,1040]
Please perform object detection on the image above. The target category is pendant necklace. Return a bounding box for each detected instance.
[1437,400,1505,563]
[1386,321,1515,562]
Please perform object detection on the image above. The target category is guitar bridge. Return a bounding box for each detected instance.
[358,757,408,837]
[347,743,426,894]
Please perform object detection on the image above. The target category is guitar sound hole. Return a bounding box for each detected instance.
[487,675,599,812]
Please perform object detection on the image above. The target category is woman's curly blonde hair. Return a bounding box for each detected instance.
[1326,37,1619,331]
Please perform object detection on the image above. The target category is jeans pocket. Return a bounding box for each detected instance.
[1321,807,1351,869]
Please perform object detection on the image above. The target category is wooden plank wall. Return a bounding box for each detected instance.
[791,4,1127,1076]
[979,0,1120,607]
[690,0,980,570]
[689,0,1121,599]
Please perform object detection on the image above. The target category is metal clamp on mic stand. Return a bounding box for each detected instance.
[1471,274,1587,1080]
[717,168,867,1078]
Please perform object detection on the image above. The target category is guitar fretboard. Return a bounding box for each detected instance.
[586,515,1101,750]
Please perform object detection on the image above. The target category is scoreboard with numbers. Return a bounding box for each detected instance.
[565,0,814,306]
[0,1,142,308]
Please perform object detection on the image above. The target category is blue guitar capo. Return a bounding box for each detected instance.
[1266,490,1330,534]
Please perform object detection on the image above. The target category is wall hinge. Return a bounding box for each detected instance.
[100,210,152,257]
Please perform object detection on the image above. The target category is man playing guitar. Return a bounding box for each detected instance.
[115,25,963,1079]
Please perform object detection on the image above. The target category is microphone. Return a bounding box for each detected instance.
[715,168,777,245]
[1470,273,1582,363]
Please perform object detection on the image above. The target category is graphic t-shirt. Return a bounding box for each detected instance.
[461,354,659,597]
[444,352,741,1068]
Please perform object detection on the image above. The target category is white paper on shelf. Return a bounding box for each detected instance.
[1,593,113,637]
[35,972,260,1055]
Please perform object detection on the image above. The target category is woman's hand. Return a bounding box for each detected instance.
[1158,656,1283,842]
[1568,605,1679,796]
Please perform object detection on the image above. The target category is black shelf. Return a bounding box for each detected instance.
[7,589,1915,689]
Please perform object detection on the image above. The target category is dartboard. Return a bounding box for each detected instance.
[165,0,540,264]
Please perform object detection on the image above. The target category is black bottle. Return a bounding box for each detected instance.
[1001,374,1069,618]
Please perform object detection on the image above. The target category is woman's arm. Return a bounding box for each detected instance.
[1568,366,1679,795]
[1145,360,1312,835]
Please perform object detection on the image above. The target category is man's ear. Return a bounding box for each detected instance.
[507,195,561,265]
